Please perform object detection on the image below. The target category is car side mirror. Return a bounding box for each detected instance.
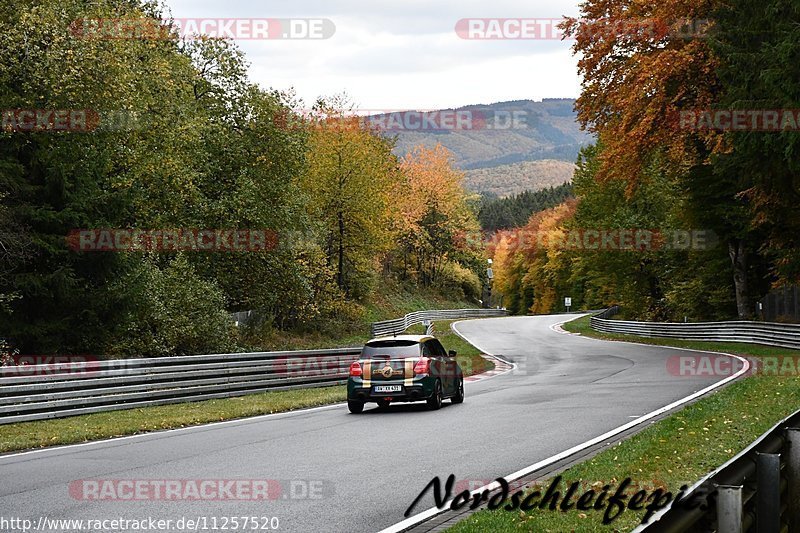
[448,350,457,358]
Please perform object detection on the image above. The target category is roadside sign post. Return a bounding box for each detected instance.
[485,259,494,308]
[564,297,572,313]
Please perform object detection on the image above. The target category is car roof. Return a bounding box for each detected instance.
[365,334,434,344]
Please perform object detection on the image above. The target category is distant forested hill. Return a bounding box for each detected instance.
[478,183,574,231]
[381,99,592,196]
[388,99,592,169]
[465,160,575,197]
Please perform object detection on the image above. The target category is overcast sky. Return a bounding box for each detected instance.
[165,0,582,110]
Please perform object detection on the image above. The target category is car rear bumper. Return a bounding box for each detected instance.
[348,385,428,402]
[347,377,434,403]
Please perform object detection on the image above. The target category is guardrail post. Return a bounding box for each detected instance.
[756,453,781,533]
[717,485,743,533]
[788,429,800,532]
[369,309,507,338]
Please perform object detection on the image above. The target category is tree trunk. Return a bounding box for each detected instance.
[337,210,345,291]
[728,239,751,319]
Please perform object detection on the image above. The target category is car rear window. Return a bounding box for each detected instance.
[362,340,420,358]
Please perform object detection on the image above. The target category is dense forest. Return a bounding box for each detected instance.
[0,0,484,358]
[478,183,574,232]
[491,0,799,322]
[3,0,796,362]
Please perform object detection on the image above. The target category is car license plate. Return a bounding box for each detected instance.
[374,385,401,393]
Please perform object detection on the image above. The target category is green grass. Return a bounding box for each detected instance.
[0,386,346,454]
[448,315,800,532]
[438,319,494,376]
[362,283,476,323]
[242,280,478,352]
[0,319,493,454]
[404,319,492,375]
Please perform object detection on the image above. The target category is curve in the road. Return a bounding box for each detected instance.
[385,315,748,532]
[0,314,747,533]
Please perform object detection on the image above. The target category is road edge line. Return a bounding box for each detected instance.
[451,320,516,383]
[1,322,515,460]
[378,315,750,533]
[0,401,347,460]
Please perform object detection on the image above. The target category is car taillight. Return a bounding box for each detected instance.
[349,361,362,377]
[413,357,430,375]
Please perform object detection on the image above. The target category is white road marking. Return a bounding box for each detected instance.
[0,402,346,460]
[451,321,516,384]
[549,317,585,335]
[0,324,515,460]
[378,315,750,533]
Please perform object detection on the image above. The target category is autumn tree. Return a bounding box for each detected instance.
[562,1,722,183]
[710,0,800,287]
[0,0,316,354]
[383,144,483,300]
[562,0,769,317]
[297,96,397,299]
[490,198,586,316]
[490,234,513,309]
[488,143,739,320]
[490,232,529,313]
[566,145,740,320]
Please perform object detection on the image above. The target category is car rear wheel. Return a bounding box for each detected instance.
[348,400,364,414]
[427,379,443,410]
[451,378,464,404]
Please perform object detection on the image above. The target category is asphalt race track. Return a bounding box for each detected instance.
[0,315,739,532]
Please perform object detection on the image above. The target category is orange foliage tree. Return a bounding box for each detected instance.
[561,0,775,318]
[491,201,577,314]
[562,0,723,184]
[388,144,482,297]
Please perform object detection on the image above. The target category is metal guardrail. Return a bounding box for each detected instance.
[590,307,800,350]
[231,310,256,326]
[370,308,507,337]
[0,308,506,425]
[0,348,361,425]
[760,285,800,322]
[592,305,621,320]
[636,407,800,532]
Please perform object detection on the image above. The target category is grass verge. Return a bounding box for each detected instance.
[447,314,800,532]
[240,280,477,352]
[408,319,495,377]
[0,386,346,454]
[0,319,493,454]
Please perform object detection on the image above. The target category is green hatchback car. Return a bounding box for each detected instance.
[346,334,464,413]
